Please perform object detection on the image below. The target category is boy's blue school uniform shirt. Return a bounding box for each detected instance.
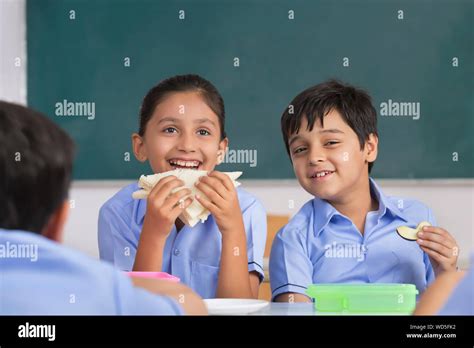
[269,178,436,300]
[438,254,473,315]
[0,229,184,315]
[98,184,267,299]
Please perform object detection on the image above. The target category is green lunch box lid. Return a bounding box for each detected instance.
[306,283,419,295]
[306,283,419,313]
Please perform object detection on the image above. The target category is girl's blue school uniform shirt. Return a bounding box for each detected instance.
[0,229,184,315]
[98,184,267,299]
[269,178,436,300]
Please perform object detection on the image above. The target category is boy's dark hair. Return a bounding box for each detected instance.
[0,101,75,234]
[139,74,226,139]
[281,79,378,173]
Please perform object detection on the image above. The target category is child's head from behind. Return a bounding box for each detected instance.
[133,74,228,173]
[0,102,75,238]
[281,80,378,202]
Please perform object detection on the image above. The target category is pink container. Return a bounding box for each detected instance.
[126,272,180,282]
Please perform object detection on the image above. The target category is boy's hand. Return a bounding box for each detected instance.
[195,171,244,236]
[417,226,459,275]
[144,175,193,239]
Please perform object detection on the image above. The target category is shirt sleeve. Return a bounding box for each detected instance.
[438,255,474,315]
[98,203,137,271]
[114,271,184,315]
[242,198,267,282]
[269,227,313,301]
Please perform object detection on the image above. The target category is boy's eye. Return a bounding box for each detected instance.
[197,129,210,136]
[324,141,339,146]
[163,127,178,133]
[293,147,307,154]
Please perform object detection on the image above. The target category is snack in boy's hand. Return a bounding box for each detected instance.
[133,169,242,227]
[396,221,431,241]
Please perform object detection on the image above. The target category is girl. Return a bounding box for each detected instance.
[98,74,267,299]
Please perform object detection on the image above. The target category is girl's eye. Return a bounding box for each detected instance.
[197,129,210,136]
[163,127,177,133]
[293,147,307,154]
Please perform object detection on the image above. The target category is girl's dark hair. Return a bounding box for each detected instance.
[139,74,226,139]
[281,79,378,173]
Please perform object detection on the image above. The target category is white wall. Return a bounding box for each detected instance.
[67,180,474,268]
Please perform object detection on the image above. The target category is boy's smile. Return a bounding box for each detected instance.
[308,169,336,181]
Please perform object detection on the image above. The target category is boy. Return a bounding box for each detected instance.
[0,101,206,314]
[270,80,459,302]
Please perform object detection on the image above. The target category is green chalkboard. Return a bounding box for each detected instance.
[27,0,473,179]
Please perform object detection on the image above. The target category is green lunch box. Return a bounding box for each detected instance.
[306,283,419,314]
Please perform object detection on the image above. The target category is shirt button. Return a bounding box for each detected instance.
[173,248,180,256]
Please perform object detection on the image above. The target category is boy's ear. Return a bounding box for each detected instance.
[41,200,70,243]
[132,133,147,162]
[365,133,378,165]
[216,137,229,165]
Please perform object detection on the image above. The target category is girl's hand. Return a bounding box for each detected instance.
[143,175,193,239]
[195,171,244,236]
[417,225,459,275]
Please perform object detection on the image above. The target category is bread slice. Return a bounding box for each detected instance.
[132,169,243,227]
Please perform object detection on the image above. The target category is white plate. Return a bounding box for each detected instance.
[204,299,269,315]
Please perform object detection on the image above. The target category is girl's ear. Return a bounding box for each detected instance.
[132,133,147,162]
[365,133,378,164]
[216,137,229,165]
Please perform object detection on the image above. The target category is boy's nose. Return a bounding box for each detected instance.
[308,148,326,165]
[309,158,325,166]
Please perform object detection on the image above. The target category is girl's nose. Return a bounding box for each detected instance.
[177,134,196,152]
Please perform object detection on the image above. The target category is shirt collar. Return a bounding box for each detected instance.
[312,197,341,238]
[370,178,409,223]
[312,177,409,237]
